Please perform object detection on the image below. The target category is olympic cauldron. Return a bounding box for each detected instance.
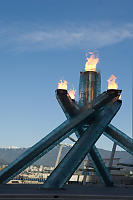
[0,55,132,189]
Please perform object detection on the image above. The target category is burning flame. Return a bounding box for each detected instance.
[107,75,118,90]
[107,75,121,99]
[68,88,76,100]
[85,52,99,72]
[58,80,67,90]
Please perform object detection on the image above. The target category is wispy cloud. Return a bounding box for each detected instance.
[0,22,133,52]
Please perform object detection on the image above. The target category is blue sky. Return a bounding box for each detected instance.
[0,0,132,150]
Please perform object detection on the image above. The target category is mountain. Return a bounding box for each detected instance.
[0,145,132,167]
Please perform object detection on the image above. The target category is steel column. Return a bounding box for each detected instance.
[105,124,133,155]
[42,100,121,188]
[79,71,101,106]
[56,89,114,186]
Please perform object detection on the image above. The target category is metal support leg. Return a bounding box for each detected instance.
[105,124,133,155]
[57,90,114,186]
[0,107,95,184]
[68,135,113,185]
[76,131,114,186]
[42,100,121,188]
[90,146,113,185]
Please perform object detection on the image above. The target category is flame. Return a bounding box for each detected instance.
[85,52,99,72]
[68,88,76,100]
[107,75,118,90]
[58,80,67,90]
[107,74,121,99]
[107,75,121,99]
